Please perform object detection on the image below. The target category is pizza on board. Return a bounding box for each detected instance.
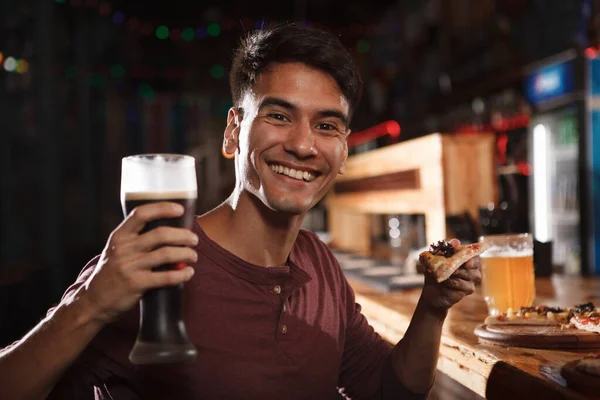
[419,240,489,283]
[484,305,572,326]
[569,303,600,333]
[485,302,600,334]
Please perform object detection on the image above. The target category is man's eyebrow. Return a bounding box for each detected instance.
[258,97,297,111]
[317,110,348,127]
[258,96,349,127]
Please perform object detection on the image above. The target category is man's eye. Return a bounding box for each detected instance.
[268,114,290,122]
[316,123,338,131]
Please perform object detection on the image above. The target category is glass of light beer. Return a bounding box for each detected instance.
[121,154,198,365]
[479,233,535,316]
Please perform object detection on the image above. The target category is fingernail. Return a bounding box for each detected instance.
[173,203,184,213]
[188,268,195,277]
[192,234,199,244]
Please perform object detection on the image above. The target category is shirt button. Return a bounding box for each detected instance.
[281,324,288,334]
[282,303,287,313]
[273,285,281,295]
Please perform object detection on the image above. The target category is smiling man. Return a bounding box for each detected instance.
[0,24,481,400]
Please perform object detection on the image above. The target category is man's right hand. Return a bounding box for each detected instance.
[81,202,199,324]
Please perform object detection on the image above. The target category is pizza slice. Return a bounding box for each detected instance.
[419,240,489,283]
[569,302,600,333]
[484,305,572,326]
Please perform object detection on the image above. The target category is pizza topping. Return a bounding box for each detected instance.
[429,240,455,257]
[575,302,596,314]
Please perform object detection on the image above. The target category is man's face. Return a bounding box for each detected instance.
[232,62,350,216]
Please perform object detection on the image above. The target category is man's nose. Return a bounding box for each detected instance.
[283,121,318,158]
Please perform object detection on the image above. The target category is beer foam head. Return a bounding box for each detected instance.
[121,154,197,197]
[480,248,534,258]
[479,233,533,258]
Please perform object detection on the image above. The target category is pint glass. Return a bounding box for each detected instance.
[479,233,535,316]
[121,154,198,364]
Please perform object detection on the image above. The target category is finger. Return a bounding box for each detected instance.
[141,266,196,289]
[449,238,461,247]
[119,202,185,235]
[450,267,471,280]
[133,246,198,270]
[135,227,199,252]
[471,268,482,285]
[442,277,475,294]
[464,256,481,270]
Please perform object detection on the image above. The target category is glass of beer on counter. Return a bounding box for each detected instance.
[121,154,198,365]
[479,233,535,316]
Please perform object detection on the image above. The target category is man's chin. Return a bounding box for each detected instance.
[264,199,313,216]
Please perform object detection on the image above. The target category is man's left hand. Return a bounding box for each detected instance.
[420,239,482,310]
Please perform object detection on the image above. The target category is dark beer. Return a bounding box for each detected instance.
[122,190,198,365]
[122,191,197,245]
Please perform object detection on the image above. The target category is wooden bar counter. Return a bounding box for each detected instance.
[350,276,600,399]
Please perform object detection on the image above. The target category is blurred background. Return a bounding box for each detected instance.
[0,0,598,368]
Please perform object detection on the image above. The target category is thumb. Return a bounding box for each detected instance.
[449,238,461,247]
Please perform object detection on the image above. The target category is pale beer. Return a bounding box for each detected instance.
[481,253,535,316]
[479,234,535,316]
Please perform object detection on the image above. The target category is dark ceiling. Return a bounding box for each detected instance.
[113,0,400,27]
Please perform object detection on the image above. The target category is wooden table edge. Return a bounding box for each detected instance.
[354,291,588,399]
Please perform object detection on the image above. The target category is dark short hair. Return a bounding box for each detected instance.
[229,23,363,119]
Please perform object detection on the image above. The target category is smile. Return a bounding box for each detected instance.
[269,164,317,182]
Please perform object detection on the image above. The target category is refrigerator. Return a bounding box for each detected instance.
[526,49,600,276]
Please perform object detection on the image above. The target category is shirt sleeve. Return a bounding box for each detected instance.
[337,276,429,400]
[46,256,141,399]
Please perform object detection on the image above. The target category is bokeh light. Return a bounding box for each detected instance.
[156,25,169,40]
[207,23,221,37]
[110,64,125,78]
[112,12,126,25]
[4,57,17,72]
[356,40,370,54]
[210,64,225,79]
[182,28,195,42]
[16,59,29,74]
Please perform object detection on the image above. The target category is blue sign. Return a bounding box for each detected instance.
[525,61,575,105]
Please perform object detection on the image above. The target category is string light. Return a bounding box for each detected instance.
[55,0,391,42]
[0,51,32,75]
[98,2,111,16]
[16,59,29,73]
[356,40,370,54]
[4,57,18,72]
[207,23,221,37]
[110,64,125,78]
[210,64,225,79]
[156,25,169,40]
[182,28,195,42]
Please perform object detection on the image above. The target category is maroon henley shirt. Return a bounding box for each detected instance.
[47,222,427,399]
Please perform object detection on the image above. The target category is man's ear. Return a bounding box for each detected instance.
[223,107,242,158]
[339,130,350,175]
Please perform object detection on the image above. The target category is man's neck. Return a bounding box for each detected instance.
[197,192,305,267]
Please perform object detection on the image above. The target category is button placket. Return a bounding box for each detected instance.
[276,291,292,341]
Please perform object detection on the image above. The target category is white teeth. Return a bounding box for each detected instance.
[270,164,316,182]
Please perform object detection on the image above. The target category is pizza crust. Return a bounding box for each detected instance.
[571,317,600,334]
[484,315,561,326]
[419,243,489,282]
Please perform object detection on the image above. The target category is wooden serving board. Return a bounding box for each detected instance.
[561,359,600,399]
[474,324,600,349]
